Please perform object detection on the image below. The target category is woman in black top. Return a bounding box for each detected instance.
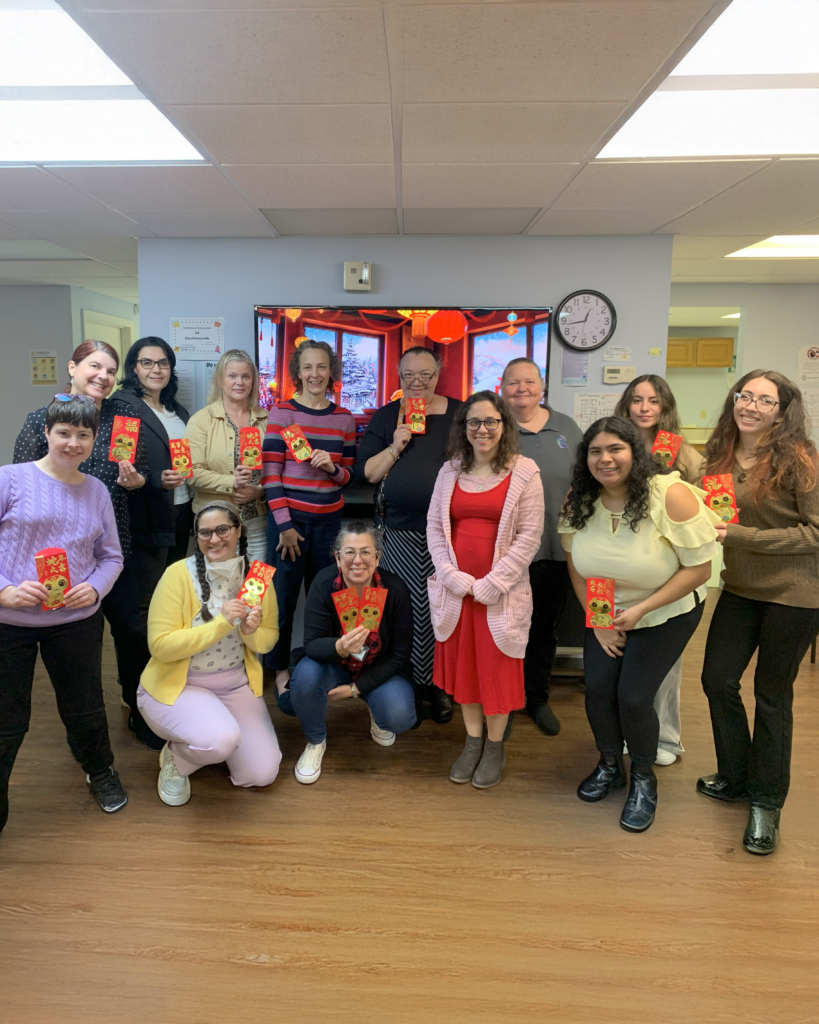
[117,337,193,626]
[13,339,162,750]
[355,346,463,722]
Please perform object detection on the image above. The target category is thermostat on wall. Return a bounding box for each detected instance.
[343,261,372,291]
[603,365,636,385]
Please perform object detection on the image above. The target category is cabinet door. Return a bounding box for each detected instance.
[696,337,734,367]
[666,338,696,367]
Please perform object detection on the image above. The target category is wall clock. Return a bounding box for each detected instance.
[554,290,616,351]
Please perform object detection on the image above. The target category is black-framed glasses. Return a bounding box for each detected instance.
[137,358,171,370]
[734,391,779,412]
[196,524,237,540]
[466,417,501,432]
[400,371,437,383]
[53,393,95,403]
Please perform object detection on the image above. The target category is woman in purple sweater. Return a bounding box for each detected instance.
[0,396,125,835]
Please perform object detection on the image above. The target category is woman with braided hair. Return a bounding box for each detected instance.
[136,501,281,805]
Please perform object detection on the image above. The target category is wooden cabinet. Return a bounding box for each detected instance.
[666,337,734,368]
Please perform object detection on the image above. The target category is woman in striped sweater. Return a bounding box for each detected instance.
[262,340,356,693]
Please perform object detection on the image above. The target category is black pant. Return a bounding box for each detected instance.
[701,590,819,809]
[169,500,193,565]
[0,610,114,790]
[100,557,151,717]
[583,602,704,767]
[130,542,170,632]
[524,559,571,706]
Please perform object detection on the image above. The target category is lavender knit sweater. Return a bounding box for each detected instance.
[0,462,123,628]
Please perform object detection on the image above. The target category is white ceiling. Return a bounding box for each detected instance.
[0,0,818,302]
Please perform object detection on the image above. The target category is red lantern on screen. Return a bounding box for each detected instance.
[425,310,467,345]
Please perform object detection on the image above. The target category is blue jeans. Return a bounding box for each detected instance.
[277,657,417,744]
[265,515,340,671]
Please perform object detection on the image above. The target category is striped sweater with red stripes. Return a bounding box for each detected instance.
[262,399,357,532]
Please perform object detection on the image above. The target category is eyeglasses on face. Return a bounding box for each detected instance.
[734,391,779,412]
[400,371,437,383]
[339,547,377,560]
[53,393,96,403]
[137,358,171,370]
[196,524,237,540]
[466,417,501,432]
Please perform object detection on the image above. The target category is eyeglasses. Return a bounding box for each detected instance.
[400,371,437,384]
[137,358,171,370]
[734,391,779,412]
[339,547,377,560]
[466,417,502,432]
[53,393,95,403]
[196,524,237,540]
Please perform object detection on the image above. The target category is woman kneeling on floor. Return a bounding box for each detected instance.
[276,522,416,784]
[137,501,281,805]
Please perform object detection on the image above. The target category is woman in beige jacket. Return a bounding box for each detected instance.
[185,350,269,563]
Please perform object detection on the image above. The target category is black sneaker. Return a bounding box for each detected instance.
[87,767,128,814]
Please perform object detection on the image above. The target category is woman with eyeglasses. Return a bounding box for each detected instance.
[1,395,126,833]
[276,522,415,784]
[137,501,281,805]
[698,371,819,855]
[355,346,464,724]
[427,392,544,789]
[13,340,162,750]
[117,337,193,627]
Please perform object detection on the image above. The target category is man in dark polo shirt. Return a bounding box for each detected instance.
[501,357,582,735]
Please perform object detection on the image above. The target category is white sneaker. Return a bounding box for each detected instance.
[655,748,677,766]
[295,740,326,784]
[368,707,395,747]
[157,743,191,806]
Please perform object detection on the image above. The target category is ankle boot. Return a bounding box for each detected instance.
[450,734,485,784]
[620,768,658,832]
[472,739,506,789]
[577,753,626,802]
[0,733,25,835]
[743,804,780,855]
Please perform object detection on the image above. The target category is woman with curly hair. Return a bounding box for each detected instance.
[558,416,718,832]
[261,339,356,694]
[698,371,819,856]
[427,392,544,789]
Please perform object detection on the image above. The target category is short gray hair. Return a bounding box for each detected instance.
[332,521,382,555]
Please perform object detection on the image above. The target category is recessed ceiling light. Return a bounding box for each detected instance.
[720,313,741,319]
[726,236,819,258]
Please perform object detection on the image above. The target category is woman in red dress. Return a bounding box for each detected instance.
[427,391,544,788]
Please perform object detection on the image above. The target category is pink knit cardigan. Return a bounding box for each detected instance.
[426,456,545,658]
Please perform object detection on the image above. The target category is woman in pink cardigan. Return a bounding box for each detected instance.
[427,391,544,789]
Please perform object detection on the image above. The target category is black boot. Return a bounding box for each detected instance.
[0,733,26,835]
[620,767,658,833]
[429,688,455,724]
[577,753,626,802]
[743,804,780,855]
[696,772,748,802]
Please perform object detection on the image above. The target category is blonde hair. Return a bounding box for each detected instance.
[208,349,262,412]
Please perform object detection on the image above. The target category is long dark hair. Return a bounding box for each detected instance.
[705,369,817,502]
[561,416,658,533]
[614,374,681,435]
[119,336,182,413]
[192,503,249,623]
[446,390,519,473]
[288,339,341,396]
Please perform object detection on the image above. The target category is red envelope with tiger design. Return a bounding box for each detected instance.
[281,423,313,462]
[650,430,683,469]
[238,427,262,469]
[358,586,388,633]
[169,438,193,478]
[237,560,276,607]
[34,547,71,611]
[405,398,426,434]
[586,578,615,629]
[702,474,738,524]
[108,415,140,463]
[332,588,361,634]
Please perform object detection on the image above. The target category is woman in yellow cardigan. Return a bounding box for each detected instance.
[137,500,281,805]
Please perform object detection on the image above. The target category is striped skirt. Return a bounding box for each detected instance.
[380,526,435,690]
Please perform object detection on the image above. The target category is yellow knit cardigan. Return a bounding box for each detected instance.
[141,559,279,706]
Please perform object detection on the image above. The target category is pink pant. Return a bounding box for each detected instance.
[137,666,281,788]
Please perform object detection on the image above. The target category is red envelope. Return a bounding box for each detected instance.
[359,586,388,632]
[332,587,361,634]
[406,398,427,434]
[702,474,738,524]
[237,560,276,607]
[239,426,262,469]
[586,577,615,629]
[651,430,683,469]
[281,423,313,462]
[108,415,140,463]
[169,438,193,478]
[34,547,71,611]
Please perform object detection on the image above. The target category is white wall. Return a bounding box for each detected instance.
[138,235,674,420]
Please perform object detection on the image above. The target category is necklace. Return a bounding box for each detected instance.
[470,468,497,492]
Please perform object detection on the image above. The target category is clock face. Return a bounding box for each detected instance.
[555,291,616,351]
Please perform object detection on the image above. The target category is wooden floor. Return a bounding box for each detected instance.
[2,594,818,1024]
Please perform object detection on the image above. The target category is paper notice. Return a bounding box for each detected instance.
[572,391,622,433]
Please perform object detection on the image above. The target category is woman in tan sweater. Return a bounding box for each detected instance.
[699,370,819,856]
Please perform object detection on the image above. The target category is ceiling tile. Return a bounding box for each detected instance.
[402,164,576,208]
[554,160,770,209]
[528,207,686,235]
[261,208,397,236]
[0,241,87,260]
[0,219,39,241]
[226,165,395,208]
[50,237,139,262]
[403,103,626,164]
[0,209,151,237]
[0,167,111,211]
[170,105,395,165]
[129,210,274,237]
[0,260,134,280]
[671,235,769,259]
[403,208,539,234]
[49,165,248,211]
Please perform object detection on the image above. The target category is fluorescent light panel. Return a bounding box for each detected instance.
[720,313,741,318]
[727,236,819,258]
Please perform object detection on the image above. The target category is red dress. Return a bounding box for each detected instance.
[433,476,524,715]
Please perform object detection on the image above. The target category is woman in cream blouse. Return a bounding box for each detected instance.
[558,416,719,834]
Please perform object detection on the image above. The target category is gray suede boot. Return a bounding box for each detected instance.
[472,739,506,789]
[450,733,485,784]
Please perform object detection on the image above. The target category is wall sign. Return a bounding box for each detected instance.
[31,349,58,386]
[170,318,224,359]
